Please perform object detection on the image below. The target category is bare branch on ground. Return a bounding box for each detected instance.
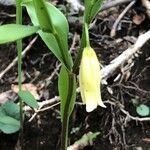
[0,36,38,80]
[104,100,150,122]
[110,1,136,37]
[101,30,150,83]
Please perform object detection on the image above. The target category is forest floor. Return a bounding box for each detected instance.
[0,0,150,150]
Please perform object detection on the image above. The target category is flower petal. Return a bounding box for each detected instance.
[79,47,106,112]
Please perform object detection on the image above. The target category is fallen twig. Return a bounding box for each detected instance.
[28,100,60,122]
[101,30,150,83]
[105,100,150,122]
[23,96,60,112]
[110,1,136,37]
[101,0,133,11]
[0,12,16,18]
[0,36,38,80]
[120,107,150,122]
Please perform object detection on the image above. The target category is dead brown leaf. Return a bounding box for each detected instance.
[0,90,16,104]
[133,14,145,25]
[11,83,40,100]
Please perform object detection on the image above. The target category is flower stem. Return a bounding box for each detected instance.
[61,73,74,150]
[16,0,23,133]
[72,22,89,74]
[84,23,90,48]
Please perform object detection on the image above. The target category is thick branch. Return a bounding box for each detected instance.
[101,30,150,83]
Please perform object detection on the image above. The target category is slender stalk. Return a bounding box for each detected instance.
[73,0,97,73]
[84,23,90,48]
[61,11,90,150]
[72,23,88,74]
[61,73,74,150]
[16,0,23,133]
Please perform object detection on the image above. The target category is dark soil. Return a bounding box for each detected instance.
[0,1,150,150]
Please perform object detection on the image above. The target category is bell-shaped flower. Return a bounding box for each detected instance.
[79,47,106,112]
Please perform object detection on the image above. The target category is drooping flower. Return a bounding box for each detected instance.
[79,47,106,112]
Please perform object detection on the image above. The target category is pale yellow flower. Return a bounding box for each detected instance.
[79,47,106,112]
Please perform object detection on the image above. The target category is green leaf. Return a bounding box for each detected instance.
[24,1,73,69]
[0,107,6,117]
[46,2,69,40]
[3,102,20,120]
[90,0,104,21]
[0,102,21,134]
[18,90,39,109]
[24,0,69,35]
[58,65,76,121]
[0,116,20,127]
[0,116,20,134]
[136,104,150,117]
[0,124,20,134]
[32,0,52,32]
[0,24,39,44]
[39,32,64,63]
[84,0,104,24]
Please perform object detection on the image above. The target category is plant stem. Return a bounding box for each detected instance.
[54,32,72,70]
[84,23,90,48]
[72,23,87,74]
[16,0,23,133]
[61,8,90,150]
[61,73,74,150]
